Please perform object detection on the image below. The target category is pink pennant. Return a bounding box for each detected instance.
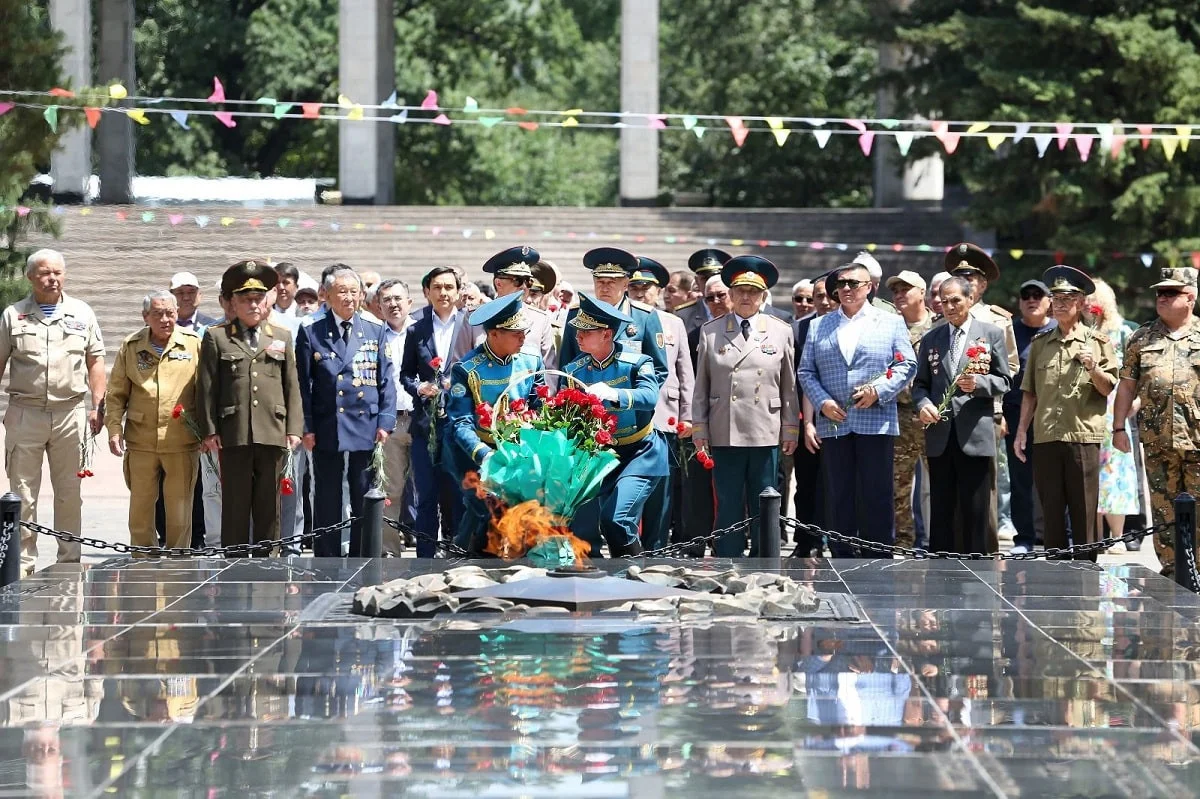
[649,114,666,129]
[724,116,744,132]
[1192,251,1200,270]
[301,103,321,119]
[931,120,948,136]
[1137,125,1152,149]
[731,126,749,147]
[432,113,451,125]
[248,218,262,228]
[518,121,539,131]
[420,90,438,110]
[168,214,184,226]
[845,119,867,133]
[941,133,961,154]
[858,132,875,156]
[301,220,315,229]
[1055,122,1073,150]
[214,111,236,128]
[1110,133,1126,159]
[891,243,904,252]
[0,103,13,116]
[431,226,442,236]
[115,211,127,221]
[1075,134,1094,161]
[207,77,226,104]
[809,242,825,250]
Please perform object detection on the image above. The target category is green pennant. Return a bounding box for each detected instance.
[272,103,294,119]
[463,96,479,112]
[693,126,706,139]
[682,115,698,130]
[43,105,58,133]
[141,211,155,223]
[1085,253,1098,267]
[879,118,900,129]
[478,116,503,128]
[255,96,277,106]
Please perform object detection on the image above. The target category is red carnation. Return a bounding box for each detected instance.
[667,416,676,427]
[535,385,550,400]
[172,404,184,419]
[606,417,617,432]
[675,422,686,435]
[591,404,607,419]
[1088,303,1103,317]
[430,356,443,370]
[893,352,905,363]
[511,398,526,413]
[966,346,984,359]
[886,368,894,379]
[595,429,613,445]
[280,477,295,495]
[76,470,85,478]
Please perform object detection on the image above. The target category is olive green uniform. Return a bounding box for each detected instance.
[894,311,935,547]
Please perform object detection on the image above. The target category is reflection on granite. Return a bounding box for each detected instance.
[0,558,1198,796]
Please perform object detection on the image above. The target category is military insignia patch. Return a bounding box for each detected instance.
[313,352,322,361]
[656,332,665,349]
[451,383,466,397]
[760,344,777,355]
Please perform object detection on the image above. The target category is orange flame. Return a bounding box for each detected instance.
[461,472,591,561]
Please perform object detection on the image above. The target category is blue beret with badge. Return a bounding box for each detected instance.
[569,292,635,331]
[482,245,540,279]
[469,290,530,331]
[629,256,669,287]
[583,247,638,278]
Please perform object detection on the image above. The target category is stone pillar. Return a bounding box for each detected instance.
[338,0,395,205]
[619,0,659,207]
[96,0,135,204]
[49,0,92,204]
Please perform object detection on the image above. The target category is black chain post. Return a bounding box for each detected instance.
[359,488,385,558]
[1174,493,1197,593]
[758,487,781,563]
[0,493,20,588]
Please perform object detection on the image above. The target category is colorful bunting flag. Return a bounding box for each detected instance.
[214,111,236,128]
[464,96,479,112]
[812,129,831,149]
[170,111,190,129]
[207,77,226,104]
[1076,134,1094,161]
[858,132,875,156]
[894,131,914,156]
[43,105,57,132]
[986,133,1006,150]
[108,83,127,100]
[1012,122,1031,143]
[1033,133,1052,157]
[84,107,101,129]
[1054,122,1073,149]
[420,90,438,110]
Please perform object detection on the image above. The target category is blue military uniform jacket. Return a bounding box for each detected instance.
[560,296,669,389]
[295,311,396,452]
[444,343,545,476]
[564,348,668,479]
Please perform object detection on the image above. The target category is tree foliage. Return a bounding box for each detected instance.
[885,0,1200,303]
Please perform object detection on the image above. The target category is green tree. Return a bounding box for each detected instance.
[884,0,1200,309]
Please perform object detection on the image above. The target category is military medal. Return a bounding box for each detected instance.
[760,344,777,355]
[627,325,638,337]
[314,352,322,362]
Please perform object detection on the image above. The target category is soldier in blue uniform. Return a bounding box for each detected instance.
[444,292,546,554]
[295,266,396,556]
[565,293,668,557]
[558,247,668,389]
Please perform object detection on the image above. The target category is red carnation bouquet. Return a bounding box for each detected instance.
[666,416,712,473]
[173,403,219,475]
[925,344,988,427]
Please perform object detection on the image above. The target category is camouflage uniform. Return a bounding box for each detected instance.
[894,311,935,547]
[1120,310,1200,575]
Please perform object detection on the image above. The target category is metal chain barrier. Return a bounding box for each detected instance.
[19,517,357,559]
[782,516,1173,561]
[634,517,757,559]
[1180,529,1200,593]
[382,517,471,558]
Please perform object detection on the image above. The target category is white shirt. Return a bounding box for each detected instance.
[274,302,297,318]
[386,320,415,412]
[733,312,760,338]
[836,303,874,363]
[431,308,459,363]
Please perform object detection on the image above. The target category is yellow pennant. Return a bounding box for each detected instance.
[1162,136,1179,161]
[562,117,578,127]
[986,133,1007,150]
[1009,249,1024,260]
[220,217,235,227]
[966,122,989,134]
[865,243,877,251]
[108,83,128,100]
[1177,126,1192,152]
[765,117,784,131]
[772,128,791,146]
[125,108,149,125]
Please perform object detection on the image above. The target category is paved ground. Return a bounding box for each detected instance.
[2,428,1163,574]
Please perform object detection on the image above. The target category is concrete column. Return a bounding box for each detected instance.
[96,0,135,204]
[619,0,659,206]
[338,0,395,205]
[49,0,92,204]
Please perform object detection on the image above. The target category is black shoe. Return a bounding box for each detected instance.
[1125,538,1142,552]
[609,540,643,558]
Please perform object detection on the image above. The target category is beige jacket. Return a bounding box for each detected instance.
[105,326,203,453]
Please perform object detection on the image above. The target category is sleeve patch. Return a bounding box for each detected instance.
[451,383,467,397]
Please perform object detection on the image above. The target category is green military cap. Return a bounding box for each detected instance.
[1043,265,1096,295]
[1151,266,1198,289]
[944,242,1000,282]
[221,259,278,298]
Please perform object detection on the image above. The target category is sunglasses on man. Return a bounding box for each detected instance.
[835,279,868,290]
[704,291,728,302]
[1157,288,1185,299]
[1019,290,1045,301]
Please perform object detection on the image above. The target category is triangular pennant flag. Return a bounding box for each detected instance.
[347,105,363,121]
[1192,251,1200,270]
[0,103,12,116]
[845,119,866,133]
[564,108,583,116]
[1009,249,1025,259]
[1162,136,1179,161]
[168,213,183,226]
[692,126,706,139]
[484,229,495,240]
[1085,253,1097,268]
[170,111,190,129]
[84,107,101,129]
[420,90,438,110]
[330,223,340,232]
[220,216,234,226]
[724,116,744,132]
[1012,122,1031,143]
[930,120,948,136]
[126,108,149,125]
[966,122,989,134]
[649,114,666,129]
[277,218,290,227]
[433,113,451,125]
[195,215,209,227]
[207,77,225,104]
[1055,122,1073,149]
[1139,253,1154,267]
[1096,123,1113,152]
[1177,125,1192,152]
[507,106,528,115]
[765,117,784,130]
[1076,134,1095,161]
[812,129,832,148]
[1137,125,1152,148]
[730,125,749,147]
[801,117,827,127]
[141,211,155,222]
[272,103,293,119]
[682,115,698,130]
[108,83,127,100]
[214,111,236,128]
[986,132,1007,150]
[858,132,875,156]
[1033,133,1052,157]
[43,105,58,133]
[772,128,790,146]
[478,116,502,128]
[381,91,398,109]
[518,121,539,131]
[562,117,578,127]
[463,96,478,112]
[879,119,900,129]
[255,96,276,106]
[48,87,74,98]
[1054,250,1065,265]
[940,132,961,154]
[337,94,363,120]
[301,103,321,118]
[462,229,472,238]
[390,109,409,124]
[337,94,353,108]
[894,131,914,156]
[301,220,315,228]
[1110,132,1126,160]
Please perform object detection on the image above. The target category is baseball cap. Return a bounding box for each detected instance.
[1019,279,1049,295]
[169,271,200,290]
[885,270,927,293]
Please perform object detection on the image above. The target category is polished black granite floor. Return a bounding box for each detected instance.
[1,557,1199,797]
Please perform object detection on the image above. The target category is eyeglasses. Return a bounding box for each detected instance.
[1049,294,1079,304]
[793,295,812,303]
[704,292,729,302]
[835,279,868,290]
[1019,291,1045,301]
[1157,288,1185,298]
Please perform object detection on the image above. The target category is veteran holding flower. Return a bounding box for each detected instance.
[104,291,203,554]
[1015,266,1117,560]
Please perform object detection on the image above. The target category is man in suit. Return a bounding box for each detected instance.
[673,249,731,335]
[197,260,303,550]
[401,266,466,556]
[559,247,669,388]
[912,276,1011,553]
[450,246,557,373]
[444,292,546,554]
[693,256,800,556]
[628,257,695,550]
[565,293,666,557]
[798,262,916,553]
[295,266,396,557]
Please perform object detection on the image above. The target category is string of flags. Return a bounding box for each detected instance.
[4,81,1200,161]
[3,203,1193,269]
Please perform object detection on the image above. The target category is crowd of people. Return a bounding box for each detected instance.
[1,241,1197,573]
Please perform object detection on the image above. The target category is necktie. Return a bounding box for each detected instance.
[246,326,259,351]
[341,320,352,345]
[740,318,751,341]
[950,326,964,371]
